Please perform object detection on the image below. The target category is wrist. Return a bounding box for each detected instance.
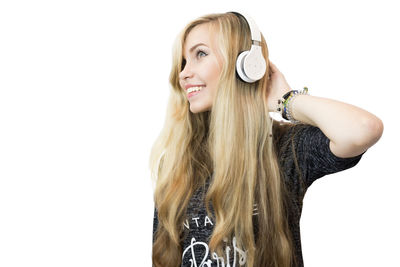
[277,87,309,123]
[290,94,307,122]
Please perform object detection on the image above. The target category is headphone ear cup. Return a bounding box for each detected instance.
[243,46,266,83]
[236,47,266,83]
[236,50,254,83]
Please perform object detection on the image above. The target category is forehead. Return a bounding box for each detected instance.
[183,23,216,57]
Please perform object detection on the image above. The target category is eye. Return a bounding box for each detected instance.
[196,50,207,58]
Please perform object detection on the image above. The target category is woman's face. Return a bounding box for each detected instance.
[179,23,223,113]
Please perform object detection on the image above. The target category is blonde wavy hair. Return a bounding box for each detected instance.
[150,12,302,267]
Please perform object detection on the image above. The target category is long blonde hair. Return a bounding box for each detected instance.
[150,12,301,267]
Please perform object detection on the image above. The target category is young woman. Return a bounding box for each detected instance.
[149,12,383,267]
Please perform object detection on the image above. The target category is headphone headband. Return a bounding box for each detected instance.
[229,12,262,43]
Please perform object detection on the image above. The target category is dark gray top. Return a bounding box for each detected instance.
[153,124,365,266]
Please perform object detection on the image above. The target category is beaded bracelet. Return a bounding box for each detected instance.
[277,87,309,124]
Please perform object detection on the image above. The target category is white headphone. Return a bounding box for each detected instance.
[229,12,267,83]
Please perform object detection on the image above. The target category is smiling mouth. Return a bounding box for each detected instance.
[187,86,204,99]
[187,86,204,94]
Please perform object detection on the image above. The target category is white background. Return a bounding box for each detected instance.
[0,0,398,266]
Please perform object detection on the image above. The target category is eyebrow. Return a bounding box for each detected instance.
[189,43,207,53]
[183,43,208,59]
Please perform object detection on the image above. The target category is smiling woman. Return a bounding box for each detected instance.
[179,23,223,113]
[149,11,383,267]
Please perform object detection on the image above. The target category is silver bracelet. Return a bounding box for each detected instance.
[277,87,309,124]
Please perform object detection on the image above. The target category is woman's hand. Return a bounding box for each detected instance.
[266,61,293,112]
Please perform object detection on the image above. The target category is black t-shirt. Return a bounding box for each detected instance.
[153,124,366,266]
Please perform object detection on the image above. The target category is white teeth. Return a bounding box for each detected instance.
[187,86,204,94]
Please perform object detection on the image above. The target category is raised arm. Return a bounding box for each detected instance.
[267,61,384,158]
[290,94,383,158]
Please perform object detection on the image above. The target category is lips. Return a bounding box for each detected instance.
[187,91,201,98]
[187,86,204,99]
[185,84,206,90]
[186,86,204,94]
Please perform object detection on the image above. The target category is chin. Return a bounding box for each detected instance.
[189,103,211,114]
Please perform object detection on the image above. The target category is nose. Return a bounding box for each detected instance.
[179,61,194,82]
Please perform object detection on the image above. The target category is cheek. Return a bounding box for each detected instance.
[206,62,222,84]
